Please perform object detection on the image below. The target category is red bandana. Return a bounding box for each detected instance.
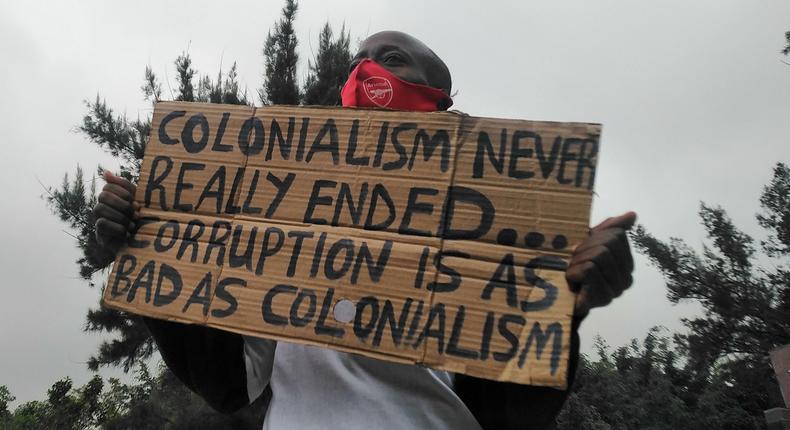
[341,59,452,112]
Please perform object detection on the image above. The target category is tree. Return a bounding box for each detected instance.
[47,51,249,372]
[98,364,265,429]
[43,1,351,423]
[631,162,790,421]
[0,365,264,429]
[557,329,764,430]
[0,386,14,423]
[260,0,300,105]
[0,376,104,430]
[302,22,352,106]
[47,0,351,374]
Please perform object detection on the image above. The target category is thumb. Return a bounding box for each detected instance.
[103,170,137,196]
[591,211,637,233]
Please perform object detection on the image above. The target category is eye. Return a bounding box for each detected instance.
[382,52,405,65]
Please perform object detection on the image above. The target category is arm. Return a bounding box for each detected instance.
[95,171,272,413]
[143,317,251,413]
[457,212,636,429]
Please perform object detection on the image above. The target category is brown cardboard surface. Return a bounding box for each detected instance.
[102,101,601,388]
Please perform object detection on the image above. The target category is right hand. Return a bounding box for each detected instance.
[94,171,139,258]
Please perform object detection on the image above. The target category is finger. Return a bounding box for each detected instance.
[615,231,635,274]
[623,272,633,291]
[577,262,615,311]
[574,228,625,255]
[574,228,634,275]
[95,218,127,244]
[591,211,637,233]
[98,190,134,216]
[570,262,615,314]
[103,171,137,196]
[132,201,141,220]
[101,183,133,203]
[565,260,607,292]
[94,203,132,227]
[569,245,624,293]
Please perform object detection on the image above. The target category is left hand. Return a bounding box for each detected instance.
[566,211,637,316]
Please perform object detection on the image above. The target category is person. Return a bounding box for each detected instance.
[93,30,636,429]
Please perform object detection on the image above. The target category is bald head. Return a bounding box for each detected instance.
[352,31,452,96]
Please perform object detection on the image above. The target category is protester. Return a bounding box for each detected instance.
[94,30,635,429]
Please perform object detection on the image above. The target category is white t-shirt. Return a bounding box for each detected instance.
[243,336,482,429]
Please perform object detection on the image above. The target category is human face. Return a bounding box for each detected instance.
[350,31,451,95]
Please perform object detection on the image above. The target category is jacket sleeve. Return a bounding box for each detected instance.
[454,315,583,430]
[142,317,252,413]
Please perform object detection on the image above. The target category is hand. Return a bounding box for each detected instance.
[93,171,139,259]
[566,211,636,316]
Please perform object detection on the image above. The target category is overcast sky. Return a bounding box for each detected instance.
[1,0,789,406]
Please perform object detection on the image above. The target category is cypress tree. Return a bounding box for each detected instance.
[47,52,249,371]
[260,0,300,105]
[302,22,352,106]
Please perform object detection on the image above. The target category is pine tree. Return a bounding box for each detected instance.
[45,2,350,420]
[174,52,196,102]
[260,0,301,105]
[631,162,790,421]
[197,62,251,105]
[46,51,249,372]
[302,22,352,106]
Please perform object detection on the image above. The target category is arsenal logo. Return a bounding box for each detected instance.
[363,76,394,107]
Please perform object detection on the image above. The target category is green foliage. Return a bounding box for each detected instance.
[0,376,105,430]
[629,162,790,424]
[46,42,253,372]
[84,307,154,372]
[631,167,790,367]
[196,62,250,105]
[174,52,196,102]
[0,386,14,423]
[559,163,790,428]
[39,1,350,424]
[175,53,250,105]
[757,163,790,256]
[46,167,107,281]
[260,0,301,105]
[0,365,264,429]
[46,0,351,377]
[141,66,161,103]
[79,97,148,179]
[558,329,765,430]
[302,22,352,106]
[50,91,156,370]
[556,393,611,430]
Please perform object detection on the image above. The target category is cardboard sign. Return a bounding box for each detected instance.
[102,101,600,388]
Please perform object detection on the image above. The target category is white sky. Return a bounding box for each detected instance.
[1,0,789,406]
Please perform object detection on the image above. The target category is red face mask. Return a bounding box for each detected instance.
[341,59,453,112]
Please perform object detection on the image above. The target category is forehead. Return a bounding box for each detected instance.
[355,31,431,58]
